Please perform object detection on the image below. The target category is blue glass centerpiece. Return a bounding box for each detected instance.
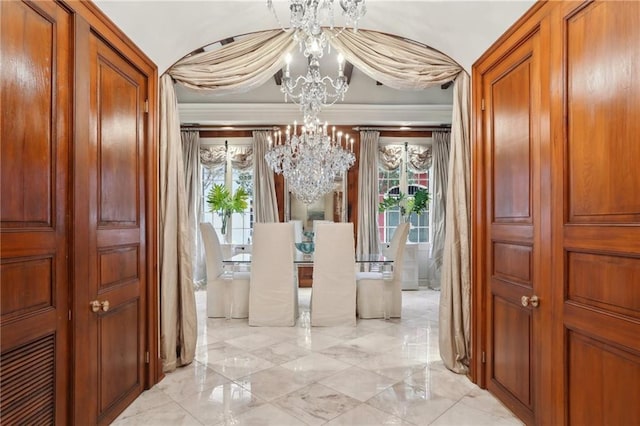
[295,241,315,254]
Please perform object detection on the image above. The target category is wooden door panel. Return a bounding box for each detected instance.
[568,332,640,425]
[99,300,141,413]
[552,2,640,424]
[484,30,540,425]
[566,1,640,222]
[0,1,71,424]
[493,243,532,285]
[98,62,140,226]
[0,1,55,226]
[568,252,640,318]
[492,296,532,407]
[89,33,147,425]
[492,59,532,223]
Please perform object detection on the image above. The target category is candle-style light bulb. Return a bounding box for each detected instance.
[294,120,297,136]
[337,53,345,76]
[284,53,292,77]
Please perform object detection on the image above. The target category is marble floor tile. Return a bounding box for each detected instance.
[206,352,275,380]
[250,341,312,365]
[324,404,413,426]
[155,362,230,401]
[235,366,311,401]
[280,352,352,383]
[430,398,525,426]
[213,403,307,426]
[113,387,174,421]
[175,382,264,425]
[319,366,398,402]
[112,290,522,426]
[112,400,202,426]
[366,381,458,425]
[274,383,361,426]
[224,331,290,351]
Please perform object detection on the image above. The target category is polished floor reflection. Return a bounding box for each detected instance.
[113,289,522,425]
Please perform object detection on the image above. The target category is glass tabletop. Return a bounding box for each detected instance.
[222,252,393,264]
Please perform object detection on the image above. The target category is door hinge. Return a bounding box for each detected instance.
[481,351,486,364]
[144,99,149,113]
[481,98,485,111]
[145,351,150,364]
[68,309,72,321]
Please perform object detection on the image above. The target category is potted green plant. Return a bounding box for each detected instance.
[378,187,430,223]
[206,183,248,237]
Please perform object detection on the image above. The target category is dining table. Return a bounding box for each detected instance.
[222,251,396,319]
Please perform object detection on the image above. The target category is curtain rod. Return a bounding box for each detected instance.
[352,125,451,132]
[181,125,277,131]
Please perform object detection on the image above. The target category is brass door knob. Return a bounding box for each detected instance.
[90,300,110,312]
[521,295,540,308]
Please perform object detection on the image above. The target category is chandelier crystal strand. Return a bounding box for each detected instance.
[282,54,348,123]
[265,121,355,204]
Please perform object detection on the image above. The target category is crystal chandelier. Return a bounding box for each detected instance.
[282,53,348,124]
[268,0,366,122]
[265,120,355,204]
[264,0,364,204]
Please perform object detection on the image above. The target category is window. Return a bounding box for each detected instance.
[200,144,254,244]
[377,144,431,244]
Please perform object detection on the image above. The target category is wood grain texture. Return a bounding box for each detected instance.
[492,296,532,408]
[568,251,640,318]
[493,243,532,285]
[98,60,140,226]
[87,33,148,426]
[492,59,532,222]
[0,0,53,226]
[99,301,140,413]
[566,1,640,222]
[568,331,640,425]
[0,1,71,424]
[100,246,139,288]
[1,256,53,317]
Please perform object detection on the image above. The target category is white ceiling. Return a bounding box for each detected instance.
[94,0,535,126]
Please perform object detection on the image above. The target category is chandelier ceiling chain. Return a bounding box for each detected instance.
[265,0,366,204]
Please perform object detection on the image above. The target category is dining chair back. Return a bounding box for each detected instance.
[356,222,410,319]
[249,222,298,326]
[200,222,249,318]
[311,223,356,326]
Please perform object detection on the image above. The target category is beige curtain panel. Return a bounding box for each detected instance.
[357,131,381,259]
[252,130,280,223]
[159,75,197,372]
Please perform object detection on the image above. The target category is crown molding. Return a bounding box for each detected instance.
[178,103,453,126]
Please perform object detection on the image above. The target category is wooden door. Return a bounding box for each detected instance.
[481,30,542,424]
[74,29,149,425]
[550,1,640,423]
[0,1,71,424]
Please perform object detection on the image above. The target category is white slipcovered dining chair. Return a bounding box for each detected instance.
[312,219,333,237]
[290,220,304,243]
[356,222,410,319]
[249,222,298,326]
[200,222,249,318]
[311,223,356,326]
